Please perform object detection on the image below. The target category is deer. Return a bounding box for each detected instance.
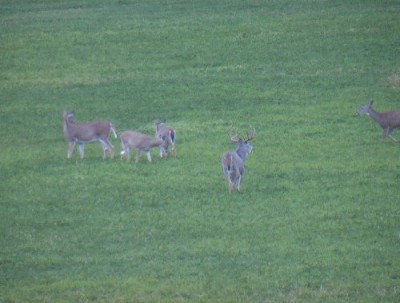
[356,101,400,142]
[63,111,117,159]
[120,130,167,163]
[221,128,256,192]
[154,119,176,158]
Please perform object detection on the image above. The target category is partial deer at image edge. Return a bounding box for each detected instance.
[356,101,400,142]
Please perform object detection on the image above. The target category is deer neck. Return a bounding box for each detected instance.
[155,123,165,134]
[236,148,249,161]
[63,118,71,133]
[150,139,163,148]
[368,108,386,126]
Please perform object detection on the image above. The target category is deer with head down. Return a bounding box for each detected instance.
[154,119,176,158]
[63,111,117,159]
[356,100,400,142]
[120,130,166,163]
[221,128,256,192]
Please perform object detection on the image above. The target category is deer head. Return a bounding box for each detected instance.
[356,100,374,116]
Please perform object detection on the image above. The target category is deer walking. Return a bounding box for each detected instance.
[63,111,117,159]
[221,128,256,192]
[120,130,166,163]
[356,101,400,142]
[155,120,176,158]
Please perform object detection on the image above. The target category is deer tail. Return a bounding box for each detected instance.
[170,129,175,144]
[223,153,232,174]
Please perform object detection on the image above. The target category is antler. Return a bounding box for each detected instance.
[229,131,241,143]
[244,127,256,142]
[229,127,256,143]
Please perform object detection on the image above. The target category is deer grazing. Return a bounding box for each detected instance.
[154,119,176,158]
[356,101,400,142]
[63,111,117,159]
[120,130,167,163]
[221,128,256,192]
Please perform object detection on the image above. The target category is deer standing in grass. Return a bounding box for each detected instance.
[221,128,256,192]
[154,119,176,158]
[63,111,117,159]
[120,130,166,163]
[356,101,400,142]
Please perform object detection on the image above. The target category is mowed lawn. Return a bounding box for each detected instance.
[1,0,399,302]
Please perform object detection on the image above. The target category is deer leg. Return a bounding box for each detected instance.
[230,179,238,192]
[382,128,398,142]
[223,156,234,191]
[106,144,113,159]
[78,143,85,159]
[103,147,112,159]
[228,176,235,192]
[135,150,141,163]
[226,173,234,192]
[106,139,114,158]
[226,173,232,192]
[382,128,389,141]
[121,147,130,160]
[120,141,130,160]
[146,151,152,162]
[105,144,114,159]
[387,129,398,142]
[236,175,242,192]
[102,145,108,159]
[108,146,114,158]
[159,146,167,158]
[67,142,75,158]
[100,139,114,159]
[171,144,176,157]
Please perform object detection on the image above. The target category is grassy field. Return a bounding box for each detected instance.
[1,0,400,302]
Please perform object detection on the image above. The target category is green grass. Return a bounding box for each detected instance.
[1,0,400,302]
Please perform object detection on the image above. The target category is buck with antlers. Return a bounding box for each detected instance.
[221,128,256,192]
[154,119,176,158]
[120,130,167,163]
[63,111,117,159]
[356,101,400,142]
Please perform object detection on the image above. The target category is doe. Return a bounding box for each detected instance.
[63,111,117,159]
[155,119,176,158]
[356,100,400,142]
[221,128,256,192]
[120,130,166,163]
